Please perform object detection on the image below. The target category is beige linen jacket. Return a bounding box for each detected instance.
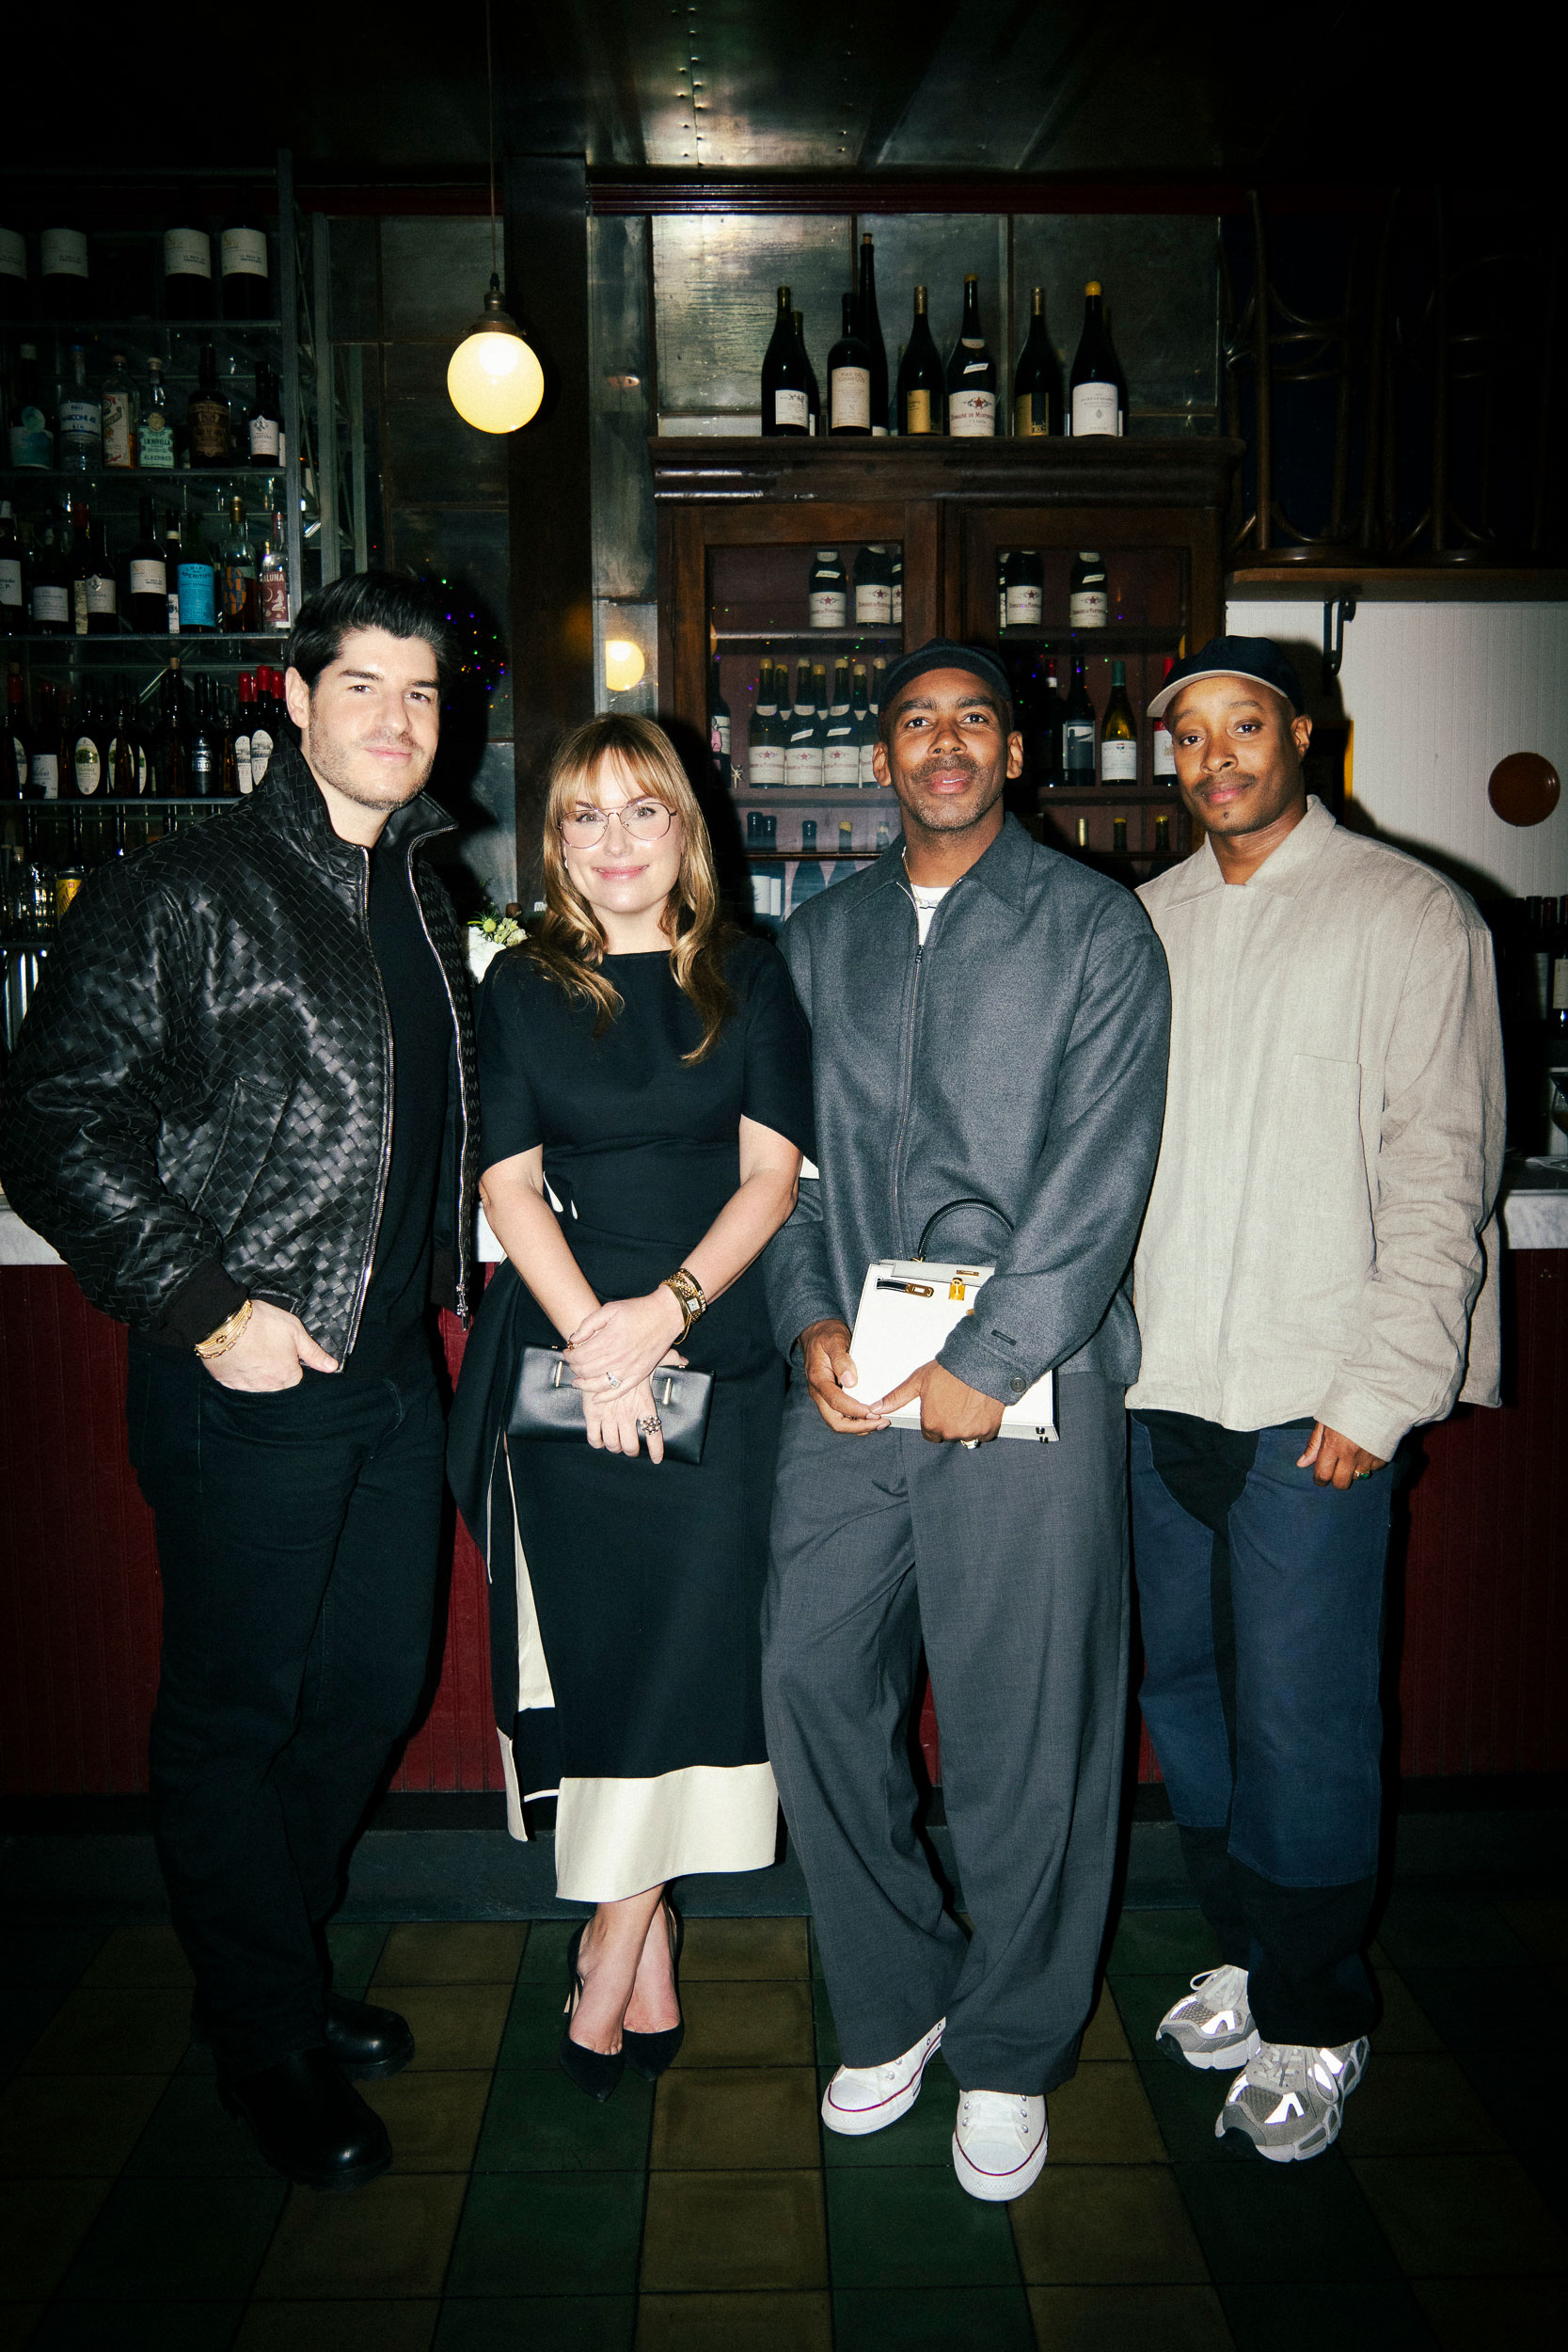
[1128,797,1505,1462]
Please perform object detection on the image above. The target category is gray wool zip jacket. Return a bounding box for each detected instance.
[765,817,1172,1403]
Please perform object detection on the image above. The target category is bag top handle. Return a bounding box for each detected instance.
[913,1197,1013,1261]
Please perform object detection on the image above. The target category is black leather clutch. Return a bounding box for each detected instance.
[506,1348,713,1466]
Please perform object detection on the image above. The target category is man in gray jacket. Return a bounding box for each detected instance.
[762,640,1170,2201]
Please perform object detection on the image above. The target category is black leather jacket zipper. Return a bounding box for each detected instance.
[343,842,396,1359]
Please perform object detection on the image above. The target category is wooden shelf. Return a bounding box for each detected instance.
[729,787,896,808]
[1227,564,1568,602]
[999,625,1181,652]
[715,628,903,649]
[653,435,1243,511]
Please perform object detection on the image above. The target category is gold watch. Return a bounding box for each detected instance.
[194,1298,255,1359]
[660,1266,708,1340]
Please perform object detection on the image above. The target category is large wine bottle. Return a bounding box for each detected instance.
[1062,661,1096,782]
[896,287,943,435]
[1100,660,1138,785]
[858,234,888,435]
[748,659,785,788]
[945,277,997,437]
[1069,281,1126,437]
[761,285,811,437]
[792,310,821,435]
[1013,286,1063,437]
[822,660,859,787]
[828,294,872,437]
[784,664,824,788]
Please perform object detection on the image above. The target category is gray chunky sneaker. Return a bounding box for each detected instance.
[1156,1964,1260,2073]
[1216,2037,1370,2162]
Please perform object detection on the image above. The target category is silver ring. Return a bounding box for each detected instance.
[636,1415,662,1436]
[604,1371,621,1390]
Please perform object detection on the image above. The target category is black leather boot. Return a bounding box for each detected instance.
[219,2046,392,2192]
[325,1992,415,2080]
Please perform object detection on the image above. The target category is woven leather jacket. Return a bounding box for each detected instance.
[0,739,479,1358]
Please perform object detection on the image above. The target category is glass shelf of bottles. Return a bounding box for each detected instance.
[998,625,1182,653]
[8,633,286,654]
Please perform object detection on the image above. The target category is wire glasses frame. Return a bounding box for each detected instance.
[560,800,675,846]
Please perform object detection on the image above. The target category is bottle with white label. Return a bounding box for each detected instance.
[30,685,61,799]
[84,523,119,637]
[1069,281,1126,437]
[1062,660,1096,781]
[853,544,894,627]
[1069,550,1109,630]
[747,659,785,787]
[257,539,290,631]
[177,512,217,633]
[809,548,847,630]
[1003,548,1044,630]
[891,548,903,626]
[40,225,89,321]
[139,358,176,469]
[0,222,26,321]
[709,659,731,787]
[852,663,877,786]
[828,293,872,437]
[248,670,276,787]
[29,524,71,637]
[0,503,23,635]
[126,501,167,630]
[1152,658,1177,780]
[102,353,138,468]
[761,284,811,437]
[945,277,997,437]
[997,552,1008,635]
[8,346,55,469]
[235,674,257,793]
[822,660,860,787]
[221,215,271,320]
[784,664,825,788]
[1100,660,1138,785]
[57,346,103,471]
[247,362,281,462]
[164,219,214,322]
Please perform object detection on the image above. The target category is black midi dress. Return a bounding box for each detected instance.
[448,934,814,1902]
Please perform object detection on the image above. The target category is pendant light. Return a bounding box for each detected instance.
[448,0,544,435]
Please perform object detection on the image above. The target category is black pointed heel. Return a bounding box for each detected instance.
[622,1899,686,2082]
[559,1923,625,2103]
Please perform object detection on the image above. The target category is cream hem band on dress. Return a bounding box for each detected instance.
[554,1761,779,1902]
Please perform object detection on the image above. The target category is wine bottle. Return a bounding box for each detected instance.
[101,353,138,469]
[8,346,55,468]
[853,544,894,627]
[155,660,186,797]
[219,495,258,633]
[28,522,71,636]
[1003,548,1044,630]
[0,222,26,321]
[40,222,89,321]
[1152,658,1177,781]
[5,664,27,794]
[107,695,142,797]
[858,233,888,435]
[216,689,240,795]
[68,501,92,637]
[1062,661,1096,781]
[127,499,166,630]
[791,818,829,912]
[187,343,232,467]
[852,662,877,787]
[869,656,887,724]
[1033,658,1066,788]
[791,310,820,435]
[784,664,824,788]
[1013,286,1063,437]
[257,538,290,631]
[162,509,183,631]
[84,522,119,637]
[1112,816,1130,856]
[220,213,271,321]
[945,277,997,438]
[822,659,859,787]
[0,503,24,637]
[164,218,214,322]
[809,547,847,629]
[1069,550,1109,630]
[891,548,903,626]
[1069,281,1126,438]
[996,551,1009,636]
[760,285,811,437]
[57,346,103,471]
[828,293,872,437]
[235,673,256,794]
[176,511,217,633]
[247,362,281,464]
[29,683,60,800]
[708,657,731,787]
[188,675,217,798]
[69,693,108,802]
[747,659,785,788]
[139,358,176,469]
[249,669,278,786]
[896,287,943,435]
[1100,660,1138,785]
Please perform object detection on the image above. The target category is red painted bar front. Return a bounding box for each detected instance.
[2,1258,1563,1798]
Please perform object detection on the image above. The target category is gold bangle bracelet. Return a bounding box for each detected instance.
[660,1266,707,1339]
[194,1298,255,1359]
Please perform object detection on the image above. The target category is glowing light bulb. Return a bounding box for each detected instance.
[448,276,545,435]
[604,639,646,693]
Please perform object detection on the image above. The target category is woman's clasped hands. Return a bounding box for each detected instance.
[564,1290,689,1463]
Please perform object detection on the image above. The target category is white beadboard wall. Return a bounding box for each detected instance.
[1222,598,1568,899]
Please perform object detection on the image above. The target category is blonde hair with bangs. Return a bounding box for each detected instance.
[525,713,736,1063]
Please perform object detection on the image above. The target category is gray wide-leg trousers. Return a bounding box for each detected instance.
[761,1375,1130,2095]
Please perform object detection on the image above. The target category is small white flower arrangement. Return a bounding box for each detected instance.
[467,905,527,982]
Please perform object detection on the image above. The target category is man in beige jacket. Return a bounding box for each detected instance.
[1129,637,1504,2165]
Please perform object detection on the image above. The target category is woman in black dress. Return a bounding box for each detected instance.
[449,714,813,2098]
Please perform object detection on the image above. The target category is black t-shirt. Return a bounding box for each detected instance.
[343,841,451,1378]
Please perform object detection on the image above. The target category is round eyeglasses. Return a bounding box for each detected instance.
[560,800,674,847]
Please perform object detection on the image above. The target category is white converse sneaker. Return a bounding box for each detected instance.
[820,2019,944,2137]
[1156,1964,1261,2074]
[1216,2037,1370,2163]
[952,2089,1048,2201]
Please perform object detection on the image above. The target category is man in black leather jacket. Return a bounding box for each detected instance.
[1,572,479,2191]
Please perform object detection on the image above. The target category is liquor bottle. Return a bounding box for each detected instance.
[69,695,108,801]
[84,521,119,636]
[57,346,103,470]
[101,354,138,469]
[747,660,785,788]
[5,663,26,794]
[126,499,166,629]
[791,818,829,912]
[1069,550,1109,630]
[822,659,859,787]
[186,344,232,468]
[176,510,217,632]
[40,222,89,320]
[28,522,71,636]
[257,537,290,630]
[0,502,24,637]
[945,277,997,438]
[1152,657,1177,782]
[162,508,183,630]
[8,345,55,468]
[896,286,943,435]
[858,233,889,436]
[809,547,847,629]
[791,310,820,435]
[828,293,872,437]
[139,358,176,469]
[1013,287,1063,437]
[760,284,811,437]
[851,662,877,787]
[220,212,271,320]
[246,362,281,464]
[219,495,258,632]
[1101,660,1138,785]
[708,658,731,787]
[1003,548,1044,629]
[1032,658,1066,788]
[235,671,256,792]
[784,663,824,788]
[0,221,25,321]
[163,218,214,321]
[853,544,894,627]
[1069,281,1126,438]
[187,675,217,797]
[1062,661,1096,781]
[248,669,276,786]
[29,684,61,800]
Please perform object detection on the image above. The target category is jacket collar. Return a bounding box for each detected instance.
[855,809,1035,914]
[1159,793,1335,905]
[253,737,455,873]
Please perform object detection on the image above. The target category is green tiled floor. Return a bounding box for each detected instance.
[3,1899,1565,2350]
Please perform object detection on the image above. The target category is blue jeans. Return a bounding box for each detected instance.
[1131,1411,1394,2046]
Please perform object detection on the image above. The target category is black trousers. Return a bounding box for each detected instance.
[128,1339,445,2076]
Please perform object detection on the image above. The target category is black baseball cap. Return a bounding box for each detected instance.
[1147,636,1303,721]
[879,638,1014,713]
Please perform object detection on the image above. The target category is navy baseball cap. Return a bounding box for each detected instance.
[879,638,1013,711]
[1147,636,1303,721]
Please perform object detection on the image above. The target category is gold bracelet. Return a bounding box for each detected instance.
[660,1266,707,1340]
[194,1298,254,1359]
